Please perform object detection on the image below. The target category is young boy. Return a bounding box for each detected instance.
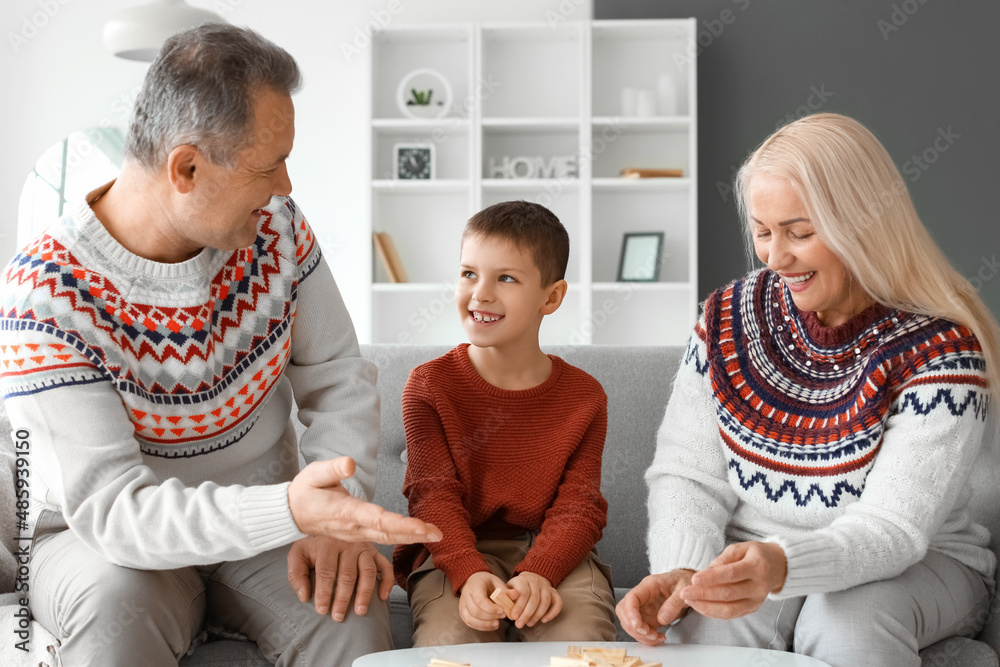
[392,201,617,646]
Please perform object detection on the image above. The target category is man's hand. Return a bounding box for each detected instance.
[680,541,787,620]
[287,537,392,621]
[458,571,508,632]
[288,457,441,544]
[615,569,694,646]
[506,572,562,629]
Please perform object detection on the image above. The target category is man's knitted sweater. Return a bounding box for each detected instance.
[0,186,379,570]
[647,269,995,598]
[393,344,609,594]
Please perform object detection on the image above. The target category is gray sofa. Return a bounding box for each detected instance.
[2,344,999,666]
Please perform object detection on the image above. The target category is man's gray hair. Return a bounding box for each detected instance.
[124,23,301,170]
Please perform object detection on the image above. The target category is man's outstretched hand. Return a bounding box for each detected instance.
[288,457,441,545]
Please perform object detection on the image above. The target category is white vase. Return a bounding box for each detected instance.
[658,73,679,116]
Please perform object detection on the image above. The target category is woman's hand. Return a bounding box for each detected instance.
[506,571,563,628]
[615,569,694,645]
[681,541,787,619]
[458,571,509,632]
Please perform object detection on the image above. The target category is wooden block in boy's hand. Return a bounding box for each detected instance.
[489,586,516,619]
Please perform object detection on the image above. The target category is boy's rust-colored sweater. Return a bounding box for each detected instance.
[393,343,608,594]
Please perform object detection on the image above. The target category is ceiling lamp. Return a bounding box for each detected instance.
[103,0,224,61]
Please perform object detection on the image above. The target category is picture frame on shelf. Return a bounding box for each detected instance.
[617,232,664,282]
[396,68,453,119]
[394,143,435,180]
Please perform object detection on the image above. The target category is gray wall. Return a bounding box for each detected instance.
[596,0,1000,317]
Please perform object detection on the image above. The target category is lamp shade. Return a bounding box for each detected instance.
[103,0,224,61]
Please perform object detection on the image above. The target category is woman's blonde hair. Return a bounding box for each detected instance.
[734,112,1000,423]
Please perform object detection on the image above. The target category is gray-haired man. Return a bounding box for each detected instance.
[0,24,438,665]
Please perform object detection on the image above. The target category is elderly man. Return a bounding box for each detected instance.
[0,24,438,666]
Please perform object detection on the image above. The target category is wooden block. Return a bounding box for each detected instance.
[638,663,662,667]
[550,658,593,667]
[489,586,516,619]
[566,646,583,658]
[582,648,627,659]
[622,658,642,667]
[619,167,684,178]
[428,659,470,667]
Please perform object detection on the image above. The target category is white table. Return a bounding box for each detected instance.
[352,641,832,666]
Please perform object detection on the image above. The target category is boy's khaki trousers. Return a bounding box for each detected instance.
[407,535,617,647]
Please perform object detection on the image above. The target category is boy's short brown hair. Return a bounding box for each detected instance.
[462,201,569,286]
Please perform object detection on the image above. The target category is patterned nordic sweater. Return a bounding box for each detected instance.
[393,344,609,594]
[647,269,995,598]
[0,188,379,569]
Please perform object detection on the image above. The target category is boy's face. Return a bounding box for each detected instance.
[456,234,562,351]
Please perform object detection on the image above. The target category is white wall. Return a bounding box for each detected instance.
[0,0,591,341]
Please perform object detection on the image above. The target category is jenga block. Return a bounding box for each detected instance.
[489,586,516,619]
[428,660,470,667]
[566,646,583,658]
[583,648,628,659]
[639,663,662,667]
[550,658,593,667]
[622,658,642,667]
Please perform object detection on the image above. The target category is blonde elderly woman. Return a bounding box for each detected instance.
[617,113,999,666]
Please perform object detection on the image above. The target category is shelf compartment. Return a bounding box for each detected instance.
[592,188,691,283]
[373,129,470,180]
[481,184,582,284]
[372,190,470,284]
[590,284,696,346]
[591,20,694,118]
[481,23,582,119]
[373,26,473,120]
[483,125,580,180]
[372,286,466,345]
[589,122,690,179]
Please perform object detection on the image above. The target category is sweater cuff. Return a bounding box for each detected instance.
[241,482,305,551]
[649,533,717,574]
[767,534,836,599]
[438,551,492,595]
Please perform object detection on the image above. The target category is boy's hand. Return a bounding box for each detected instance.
[458,571,508,632]
[506,571,563,628]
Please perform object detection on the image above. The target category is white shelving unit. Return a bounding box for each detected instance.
[369,19,697,346]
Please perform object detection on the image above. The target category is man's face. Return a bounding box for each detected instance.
[183,87,295,253]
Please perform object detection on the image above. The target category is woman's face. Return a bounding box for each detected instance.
[748,173,873,328]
